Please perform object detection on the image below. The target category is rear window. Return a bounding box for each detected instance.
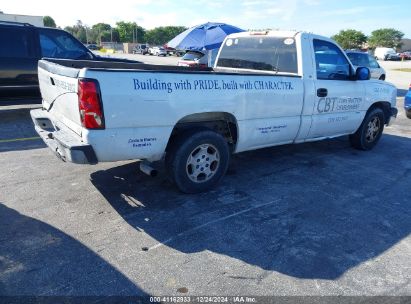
[182,52,204,61]
[346,53,369,66]
[216,36,298,74]
[0,27,35,58]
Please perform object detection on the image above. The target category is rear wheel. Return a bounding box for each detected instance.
[379,75,385,81]
[349,108,385,150]
[166,129,230,193]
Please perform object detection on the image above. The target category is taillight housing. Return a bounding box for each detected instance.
[78,78,105,129]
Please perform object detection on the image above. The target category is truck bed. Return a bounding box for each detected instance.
[39,58,213,76]
[39,58,300,78]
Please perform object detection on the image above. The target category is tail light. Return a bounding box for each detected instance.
[78,79,105,129]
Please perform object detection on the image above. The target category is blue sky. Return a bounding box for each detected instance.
[2,0,410,37]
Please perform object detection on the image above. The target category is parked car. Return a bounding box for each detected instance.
[163,47,185,57]
[149,46,167,56]
[31,30,397,193]
[132,44,149,55]
[0,21,141,103]
[374,47,401,61]
[177,51,208,68]
[399,51,411,60]
[346,51,386,80]
[85,44,100,50]
[405,83,411,119]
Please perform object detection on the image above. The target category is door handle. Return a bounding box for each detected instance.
[317,88,328,97]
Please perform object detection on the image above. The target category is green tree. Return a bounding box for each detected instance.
[64,20,89,43]
[91,23,112,44]
[145,26,187,45]
[368,28,404,49]
[43,16,56,28]
[331,29,367,50]
[115,21,145,43]
[92,23,112,33]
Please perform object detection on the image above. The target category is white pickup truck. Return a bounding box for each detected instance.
[31,30,398,193]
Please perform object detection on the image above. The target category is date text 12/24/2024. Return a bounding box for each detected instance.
[150,296,257,303]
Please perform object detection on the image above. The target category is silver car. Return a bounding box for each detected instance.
[346,51,386,80]
[149,47,167,56]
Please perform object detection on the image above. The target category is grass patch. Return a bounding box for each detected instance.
[393,68,411,72]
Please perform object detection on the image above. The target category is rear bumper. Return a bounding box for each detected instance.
[30,108,98,164]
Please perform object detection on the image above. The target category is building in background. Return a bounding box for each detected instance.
[0,12,44,27]
[400,39,411,52]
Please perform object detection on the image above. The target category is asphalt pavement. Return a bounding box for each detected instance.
[0,57,410,298]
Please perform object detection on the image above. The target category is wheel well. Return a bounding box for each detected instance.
[368,101,391,124]
[166,112,238,152]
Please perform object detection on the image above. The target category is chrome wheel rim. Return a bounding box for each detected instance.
[365,116,381,143]
[186,144,220,183]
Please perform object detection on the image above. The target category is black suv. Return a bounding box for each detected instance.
[0,21,138,104]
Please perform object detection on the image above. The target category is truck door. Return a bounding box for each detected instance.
[0,25,39,100]
[307,39,365,139]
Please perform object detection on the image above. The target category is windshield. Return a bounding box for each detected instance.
[216,36,298,74]
[182,52,204,61]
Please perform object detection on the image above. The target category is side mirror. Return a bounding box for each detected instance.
[356,67,371,80]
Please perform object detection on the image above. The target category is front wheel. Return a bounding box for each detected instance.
[166,129,230,193]
[349,108,385,150]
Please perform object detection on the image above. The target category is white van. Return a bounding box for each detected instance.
[374,47,400,61]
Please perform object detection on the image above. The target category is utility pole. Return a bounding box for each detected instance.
[110,28,113,42]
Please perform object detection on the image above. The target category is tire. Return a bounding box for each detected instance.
[349,108,385,150]
[166,128,230,193]
[379,75,385,81]
[406,111,411,119]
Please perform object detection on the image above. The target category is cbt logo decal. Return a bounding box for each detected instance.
[317,97,337,113]
[317,97,362,113]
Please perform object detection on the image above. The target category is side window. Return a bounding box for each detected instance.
[0,27,35,58]
[314,39,351,80]
[39,29,91,59]
[40,33,61,57]
[368,55,380,69]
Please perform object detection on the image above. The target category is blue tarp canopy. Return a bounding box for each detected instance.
[167,22,244,52]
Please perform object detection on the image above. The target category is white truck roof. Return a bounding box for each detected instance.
[226,30,336,44]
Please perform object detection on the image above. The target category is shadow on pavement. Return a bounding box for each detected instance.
[0,203,145,296]
[91,134,411,280]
